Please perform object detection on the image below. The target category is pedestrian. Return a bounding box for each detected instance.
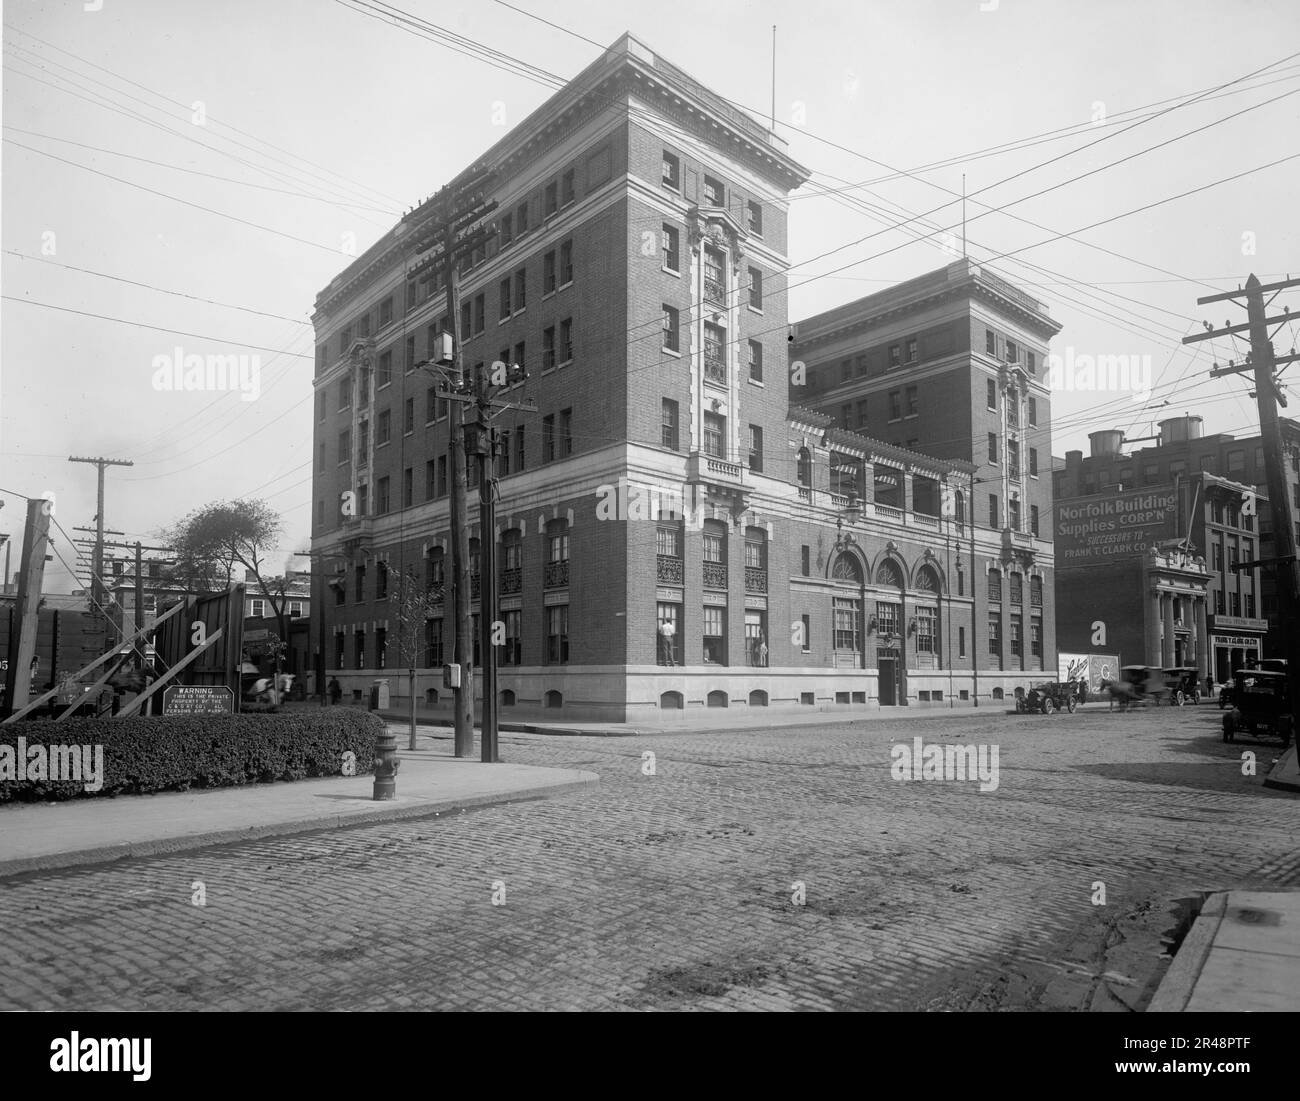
[328,676,342,705]
[658,618,676,666]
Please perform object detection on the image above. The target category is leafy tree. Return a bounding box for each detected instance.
[390,567,442,750]
[160,499,291,665]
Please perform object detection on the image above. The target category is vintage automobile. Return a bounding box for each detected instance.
[1161,667,1201,706]
[1219,658,1285,708]
[1222,669,1293,745]
[1018,681,1078,715]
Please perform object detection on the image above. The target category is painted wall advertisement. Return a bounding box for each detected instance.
[1055,489,1177,566]
[1058,652,1121,694]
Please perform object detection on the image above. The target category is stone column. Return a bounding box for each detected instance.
[1162,591,1175,668]
[1146,589,1163,666]
[1196,596,1209,680]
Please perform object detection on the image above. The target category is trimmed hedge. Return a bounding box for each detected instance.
[0,710,381,803]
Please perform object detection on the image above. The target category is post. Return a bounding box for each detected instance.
[134,542,145,668]
[68,456,133,616]
[478,416,499,762]
[1245,275,1300,719]
[445,224,474,759]
[2,499,51,718]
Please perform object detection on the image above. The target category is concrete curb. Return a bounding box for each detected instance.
[0,775,598,879]
[1146,892,1228,1012]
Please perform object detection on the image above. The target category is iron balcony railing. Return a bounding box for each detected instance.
[656,555,683,584]
[544,561,569,588]
[500,567,522,595]
[703,561,727,589]
[744,566,767,594]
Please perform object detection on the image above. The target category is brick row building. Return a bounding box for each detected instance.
[309,34,1063,720]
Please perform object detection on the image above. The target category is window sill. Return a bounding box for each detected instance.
[542,290,556,301]
[559,280,573,292]
[748,377,764,386]
[663,347,682,358]
[747,305,764,315]
[558,358,573,369]
[513,307,526,318]
[662,267,681,278]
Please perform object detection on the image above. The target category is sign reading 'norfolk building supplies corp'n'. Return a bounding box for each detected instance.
[1055,489,1177,565]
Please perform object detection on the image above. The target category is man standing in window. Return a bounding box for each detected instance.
[658,617,676,666]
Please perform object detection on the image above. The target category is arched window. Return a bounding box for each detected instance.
[797,447,812,487]
[832,552,863,583]
[876,558,903,589]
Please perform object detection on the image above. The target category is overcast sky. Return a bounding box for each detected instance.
[4,0,1298,593]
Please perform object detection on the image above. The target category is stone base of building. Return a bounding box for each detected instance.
[325,666,1049,723]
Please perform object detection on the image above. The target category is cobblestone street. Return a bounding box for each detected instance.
[2,703,1296,1011]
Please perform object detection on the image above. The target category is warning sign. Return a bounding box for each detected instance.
[162,685,234,716]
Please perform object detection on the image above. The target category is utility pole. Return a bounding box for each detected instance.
[1185,272,1300,721]
[2,499,52,718]
[68,456,133,617]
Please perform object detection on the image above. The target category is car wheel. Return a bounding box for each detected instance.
[1175,690,1185,707]
[1041,697,1054,715]
[1066,697,1077,713]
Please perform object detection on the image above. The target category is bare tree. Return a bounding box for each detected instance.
[390,567,443,750]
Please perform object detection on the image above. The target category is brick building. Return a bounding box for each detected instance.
[1052,415,1290,681]
[309,34,1053,719]
[790,259,1064,692]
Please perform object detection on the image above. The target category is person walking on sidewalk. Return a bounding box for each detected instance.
[328,677,342,706]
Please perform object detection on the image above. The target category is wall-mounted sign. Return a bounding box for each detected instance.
[1055,489,1177,565]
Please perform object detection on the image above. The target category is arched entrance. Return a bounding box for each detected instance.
[874,557,905,705]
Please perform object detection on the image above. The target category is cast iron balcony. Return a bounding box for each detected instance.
[704,277,726,306]
[744,566,767,594]
[703,561,727,589]
[656,555,683,584]
[703,348,726,384]
[500,567,522,595]
[544,561,569,589]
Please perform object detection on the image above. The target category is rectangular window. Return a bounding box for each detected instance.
[959,626,966,658]
[656,602,682,666]
[1006,340,1018,364]
[544,250,556,294]
[988,433,998,463]
[841,358,853,382]
[513,341,525,378]
[377,350,392,388]
[560,407,573,456]
[404,398,414,435]
[801,546,811,577]
[546,605,569,664]
[502,609,522,667]
[703,174,724,206]
[1031,505,1040,537]
[748,339,763,382]
[662,305,679,352]
[662,151,680,189]
[1031,620,1042,657]
[889,390,902,420]
[500,211,513,244]
[989,494,999,528]
[1010,615,1023,656]
[703,412,725,458]
[833,598,860,651]
[1008,441,1020,478]
[663,224,679,272]
[515,425,525,472]
[987,379,997,410]
[377,409,391,445]
[473,293,485,335]
[1028,397,1037,426]
[748,267,763,309]
[543,414,555,463]
[403,466,413,508]
[544,180,558,217]
[499,277,511,320]
[559,318,573,364]
[543,325,556,371]
[800,613,811,653]
[906,338,917,363]
[379,297,393,327]
[702,607,726,664]
[1029,448,1038,476]
[436,455,447,498]
[1027,351,1036,376]
[1008,498,1020,531]
[251,598,265,618]
[748,425,763,472]
[916,607,936,654]
[425,386,438,424]
[856,399,868,428]
[560,240,573,285]
[425,459,435,500]
[512,268,526,313]
[498,427,511,476]
[875,601,900,639]
[405,334,416,373]
[905,385,918,416]
[376,476,390,515]
[747,200,763,235]
[460,301,472,338]
[986,329,997,355]
[516,200,529,235]
[888,344,901,368]
[988,615,1001,655]
[661,398,679,450]
[561,168,575,206]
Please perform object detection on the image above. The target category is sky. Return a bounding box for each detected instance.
[3,0,1299,593]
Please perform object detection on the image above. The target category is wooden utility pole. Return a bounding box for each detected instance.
[2,499,52,718]
[1186,272,1300,720]
[68,456,132,615]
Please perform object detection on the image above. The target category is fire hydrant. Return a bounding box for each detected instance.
[373,726,400,800]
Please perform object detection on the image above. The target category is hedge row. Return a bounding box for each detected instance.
[0,710,381,803]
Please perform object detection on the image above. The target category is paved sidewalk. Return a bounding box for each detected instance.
[1148,891,1300,1012]
[0,733,597,878]
[370,699,1054,737]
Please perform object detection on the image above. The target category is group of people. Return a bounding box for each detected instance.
[656,619,768,667]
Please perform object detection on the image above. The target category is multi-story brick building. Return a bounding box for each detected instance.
[1052,415,1289,681]
[309,34,1051,719]
[790,259,1064,692]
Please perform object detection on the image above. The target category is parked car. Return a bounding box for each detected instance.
[1219,658,1285,708]
[1161,667,1201,706]
[1020,681,1078,715]
[1222,669,1293,745]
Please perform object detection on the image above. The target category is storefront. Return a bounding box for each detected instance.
[1208,616,1268,683]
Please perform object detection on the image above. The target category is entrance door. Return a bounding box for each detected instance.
[879,658,897,706]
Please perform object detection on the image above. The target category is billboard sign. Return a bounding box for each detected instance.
[1055,489,1177,566]
[1058,652,1121,693]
